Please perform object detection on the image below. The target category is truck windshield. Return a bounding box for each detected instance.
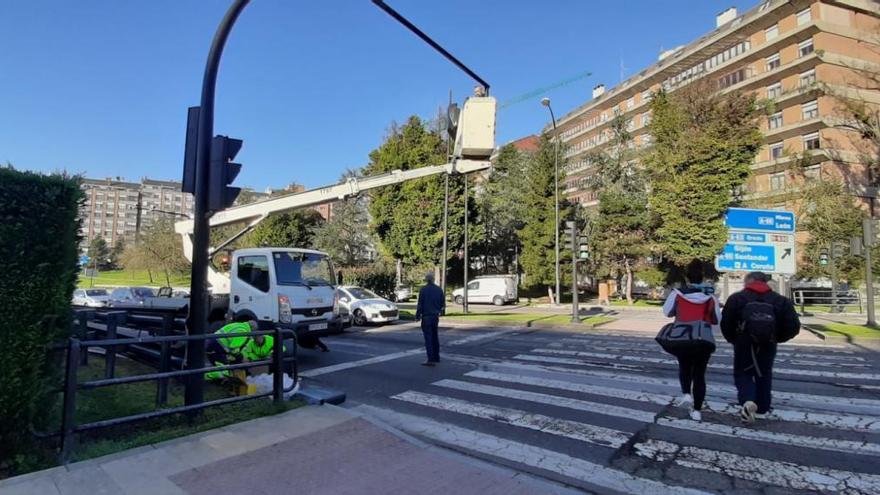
[273,252,334,287]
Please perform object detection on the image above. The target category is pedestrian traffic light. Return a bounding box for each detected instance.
[578,235,590,260]
[851,236,864,257]
[208,135,243,211]
[818,249,829,266]
[563,221,576,251]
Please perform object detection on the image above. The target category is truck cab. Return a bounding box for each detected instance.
[230,248,342,338]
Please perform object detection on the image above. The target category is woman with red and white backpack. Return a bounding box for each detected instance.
[659,263,721,421]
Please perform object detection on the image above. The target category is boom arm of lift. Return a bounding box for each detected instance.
[175,96,497,294]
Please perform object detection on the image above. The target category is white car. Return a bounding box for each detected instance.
[72,288,110,307]
[337,286,399,326]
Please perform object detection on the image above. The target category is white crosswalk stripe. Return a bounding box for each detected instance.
[362,333,880,494]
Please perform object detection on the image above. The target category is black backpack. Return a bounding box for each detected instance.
[739,294,777,344]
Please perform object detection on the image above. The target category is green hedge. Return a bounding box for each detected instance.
[341,263,397,300]
[0,167,83,465]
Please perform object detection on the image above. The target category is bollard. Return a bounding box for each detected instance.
[60,339,81,464]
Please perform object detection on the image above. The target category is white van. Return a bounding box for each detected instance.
[452,275,518,306]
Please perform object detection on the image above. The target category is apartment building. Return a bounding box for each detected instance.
[552,0,880,214]
[79,177,194,249]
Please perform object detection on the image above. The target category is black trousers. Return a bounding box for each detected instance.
[733,338,777,414]
[676,351,712,410]
[421,315,440,362]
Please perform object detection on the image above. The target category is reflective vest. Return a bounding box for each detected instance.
[242,335,275,362]
[216,322,253,356]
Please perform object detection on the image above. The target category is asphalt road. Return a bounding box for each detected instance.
[296,318,880,495]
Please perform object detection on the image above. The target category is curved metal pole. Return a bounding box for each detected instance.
[185,0,250,408]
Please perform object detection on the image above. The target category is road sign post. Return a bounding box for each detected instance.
[865,219,876,327]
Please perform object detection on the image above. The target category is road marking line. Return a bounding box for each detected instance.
[566,334,856,352]
[301,349,424,377]
[553,339,866,362]
[517,352,880,381]
[357,405,710,495]
[392,390,631,449]
[448,330,512,346]
[464,369,880,431]
[432,379,657,422]
[634,439,880,494]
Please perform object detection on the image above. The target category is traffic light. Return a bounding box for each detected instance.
[818,249,829,266]
[578,235,590,260]
[208,135,243,211]
[851,236,864,257]
[563,221,576,251]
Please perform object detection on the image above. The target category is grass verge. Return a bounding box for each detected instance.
[77,270,191,289]
[4,357,299,478]
[609,299,663,307]
[810,323,880,340]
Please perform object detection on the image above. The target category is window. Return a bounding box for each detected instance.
[770,172,786,191]
[719,68,748,88]
[237,255,270,292]
[804,165,821,179]
[467,281,480,290]
[641,113,651,127]
[642,134,653,146]
[766,53,781,71]
[802,100,819,120]
[600,112,607,122]
[797,8,812,26]
[273,251,334,287]
[767,82,782,99]
[765,24,778,41]
[798,38,814,57]
[770,142,784,159]
[768,112,783,129]
[800,68,816,87]
[626,97,634,109]
[803,132,820,150]
[642,90,652,103]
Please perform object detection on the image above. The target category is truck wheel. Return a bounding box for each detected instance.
[493,296,504,306]
[454,296,464,305]
[354,310,368,327]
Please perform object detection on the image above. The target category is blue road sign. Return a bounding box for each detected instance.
[80,255,91,266]
[725,208,795,233]
[716,208,796,275]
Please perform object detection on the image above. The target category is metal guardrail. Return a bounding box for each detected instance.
[54,309,297,463]
[791,288,862,315]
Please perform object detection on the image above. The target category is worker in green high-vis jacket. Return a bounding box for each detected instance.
[205,320,279,380]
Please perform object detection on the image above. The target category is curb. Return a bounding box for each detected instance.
[802,324,827,340]
[440,316,616,331]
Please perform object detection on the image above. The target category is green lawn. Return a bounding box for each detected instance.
[8,357,298,476]
[610,299,664,307]
[812,323,880,340]
[78,270,190,288]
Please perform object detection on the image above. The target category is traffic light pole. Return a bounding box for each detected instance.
[864,218,876,327]
[185,0,249,409]
[570,226,579,323]
[830,243,838,313]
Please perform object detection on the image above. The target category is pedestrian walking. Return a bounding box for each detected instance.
[416,272,445,366]
[721,271,800,423]
[658,263,720,421]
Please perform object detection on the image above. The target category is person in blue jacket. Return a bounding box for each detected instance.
[415,272,445,366]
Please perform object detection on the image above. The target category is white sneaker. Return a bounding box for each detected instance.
[740,401,757,423]
[689,409,702,421]
[676,394,693,407]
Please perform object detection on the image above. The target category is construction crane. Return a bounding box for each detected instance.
[498,69,592,110]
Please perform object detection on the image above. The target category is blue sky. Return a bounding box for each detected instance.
[1,0,754,191]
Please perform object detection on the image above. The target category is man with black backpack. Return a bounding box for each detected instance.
[721,272,800,423]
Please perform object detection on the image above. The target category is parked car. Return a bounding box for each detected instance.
[72,288,110,307]
[394,285,412,302]
[452,275,518,306]
[108,286,157,307]
[337,286,399,326]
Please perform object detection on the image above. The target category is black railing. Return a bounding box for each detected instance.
[792,288,862,315]
[56,318,297,463]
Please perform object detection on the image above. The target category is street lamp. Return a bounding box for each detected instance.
[541,97,561,306]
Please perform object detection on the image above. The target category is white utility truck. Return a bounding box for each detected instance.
[173,96,497,343]
[452,274,518,306]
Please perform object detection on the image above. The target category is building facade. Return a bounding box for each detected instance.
[552,0,880,214]
[79,177,194,249]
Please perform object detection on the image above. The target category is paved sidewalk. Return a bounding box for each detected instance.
[0,404,578,495]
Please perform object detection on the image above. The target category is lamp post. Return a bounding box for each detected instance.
[541,97,561,306]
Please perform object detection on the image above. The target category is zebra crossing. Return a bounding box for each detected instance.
[360,330,880,494]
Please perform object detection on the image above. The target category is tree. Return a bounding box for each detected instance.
[250,209,324,248]
[796,180,865,282]
[109,238,126,270]
[645,80,763,268]
[586,113,651,303]
[517,133,570,291]
[138,218,190,286]
[87,237,111,270]
[478,143,531,274]
[364,116,476,282]
[313,199,375,267]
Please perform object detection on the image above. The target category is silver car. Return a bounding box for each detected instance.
[72,288,110,307]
